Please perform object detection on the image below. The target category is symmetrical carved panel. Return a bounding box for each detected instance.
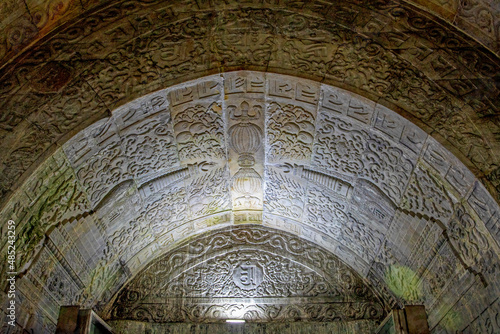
[110,225,387,323]
[361,131,415,203]
[266,102,316,163]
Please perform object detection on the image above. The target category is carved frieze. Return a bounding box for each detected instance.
[1,2,500,216]
[110,225,387,323]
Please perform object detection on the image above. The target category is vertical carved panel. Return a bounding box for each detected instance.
[6,151,90,274]
[422,137,475,197]
[145,185,188,236]
[266,75,319,164]
[467,182,500,246]
[169,77,224,164]
[225,72,266,215]
[421,242,461,307]
[340,213,384,263]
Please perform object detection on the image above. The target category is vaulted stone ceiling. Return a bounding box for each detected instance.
[0,1,499,334]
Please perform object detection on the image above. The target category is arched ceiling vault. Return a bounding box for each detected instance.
[0,0,499,210]
[0,1,499,333]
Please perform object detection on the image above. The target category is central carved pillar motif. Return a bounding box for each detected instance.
[226,72,266,218]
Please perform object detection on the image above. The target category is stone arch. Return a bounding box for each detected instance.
[0,1,499,209]
[0,1,499,333]
[107,224,387,327]
[1,71,499,333]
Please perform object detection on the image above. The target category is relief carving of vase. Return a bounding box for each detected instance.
[232,167,262,195]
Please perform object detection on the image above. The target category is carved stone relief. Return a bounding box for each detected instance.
[109,225,387,323]
[264,166,306,221]
[187,166,231,218]
[305,186,348,242]
[225,73,266,214]
[172,103,226,161]
[448,203,491,271]
[266,102,316,163]
[119,110,178,182]
[0,71,499,334]
[401,165,455,222]
[313,112,366,176]
[1,0,499,211]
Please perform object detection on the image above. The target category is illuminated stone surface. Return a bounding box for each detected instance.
[0,2,499,332]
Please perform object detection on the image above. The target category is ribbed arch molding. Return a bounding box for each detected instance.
[1,71,499,333]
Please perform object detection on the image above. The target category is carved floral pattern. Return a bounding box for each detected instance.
[267,102,315,162]
[110,225,387,322]
[173,103,226,161]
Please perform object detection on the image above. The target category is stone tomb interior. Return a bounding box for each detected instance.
[0,1,499,334]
